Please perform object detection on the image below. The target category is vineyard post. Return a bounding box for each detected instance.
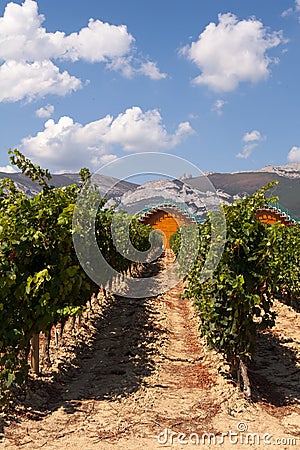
[30,334,40,375]
[239,357,251,398]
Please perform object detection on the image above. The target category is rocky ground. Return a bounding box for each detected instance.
[1,251,299,449]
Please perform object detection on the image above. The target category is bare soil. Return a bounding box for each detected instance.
[1,251,299,449]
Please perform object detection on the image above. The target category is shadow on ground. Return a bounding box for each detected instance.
[8,255,167,421]
[0,418,3,442]
[249,331,300,406]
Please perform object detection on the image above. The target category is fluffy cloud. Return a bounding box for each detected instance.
[281,8,294,18]
[0,165,17,173]
[211,99,226,115]
[106,107,193,151]
[180,13,284,92]
[107,57,167,80]
[138,61,167,80]
[0,60,81,102]
[0,0,165,102]
[282,1,300,17]
[20,107,194,172]
[35,104,54,118]
[288,146,300,162]
[242,130,263,143]
[0,0,134,62]
[236,129,265,159]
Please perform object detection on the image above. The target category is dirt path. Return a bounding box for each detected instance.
[1,251,300,449]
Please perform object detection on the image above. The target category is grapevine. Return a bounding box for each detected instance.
[0,149,152,408]
[171,181,300,397]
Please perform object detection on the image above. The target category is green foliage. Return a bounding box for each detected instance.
[266,222,300,304]
[2,150,299,403]
[169,227,180,256]
[170,223,201,275]
[8,148,52,189]
[181,182,298,384]
[79,167,91,185]
[95,208,153,274]
[0,150,153,405]
[0,157,97,399]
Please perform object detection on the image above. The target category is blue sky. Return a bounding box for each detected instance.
[0,0,299,175]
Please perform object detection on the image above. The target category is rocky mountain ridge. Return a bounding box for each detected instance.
[1,161,299,217]
[0,171,137,199]
[108,178,231,221]
[233,162,300,179]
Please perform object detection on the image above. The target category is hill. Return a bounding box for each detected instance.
[0,171,138,199]
[188,171,300,217]
[1,162,300,217]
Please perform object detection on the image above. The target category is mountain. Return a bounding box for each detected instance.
[0,172,137,199]
[258,162,300,178]
[111,178,230,221]
[1,161,300,218]
[189,169,300,217]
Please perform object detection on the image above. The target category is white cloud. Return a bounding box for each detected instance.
[282,1,300,17]
[138,61,167,80]
[0,165,17,173]
[288,146,300,162]
[281,8,294,18]
[0,0,165,102]
[20,115,113,172]
[20,107,194,172]
[35,104,54,118]
[236,129,265,158]
[107,58,167,80]
[0,0,133,62]
[242,130,263,143]
[236,143,257,159]
[106,107,194,152]
[0,60,81,102]
[212,99,226,115]
[106,56,135,78]
[65,19,134,64]
[181,13,284,92]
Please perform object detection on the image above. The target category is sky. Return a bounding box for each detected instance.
[0,0,300,175]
